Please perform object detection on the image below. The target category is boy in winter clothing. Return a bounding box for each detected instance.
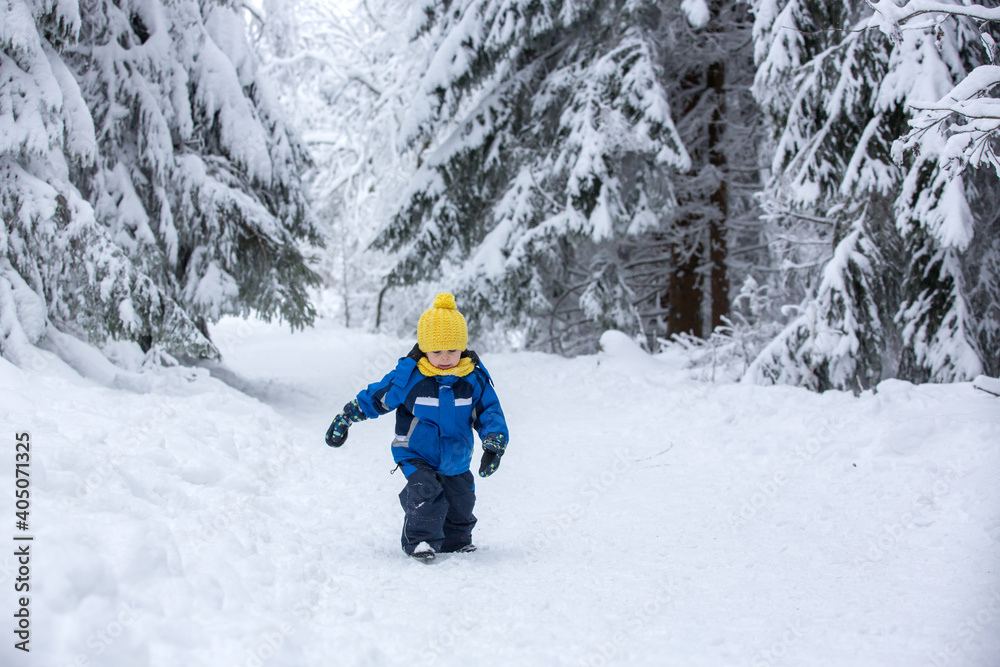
[325,293,509,562]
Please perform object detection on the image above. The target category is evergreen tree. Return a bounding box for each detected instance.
[660,0,761,338]
[250,0,424,328]
[965,169,1000,378]
[1,0,214,364]
[375,0,690,353]
[747,0,903,390]
[869,0,999,381]
[746,0,998,389]
[374,0,760,352]
[63,0,322,338]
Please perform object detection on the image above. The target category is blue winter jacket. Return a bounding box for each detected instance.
[355,354,509,477]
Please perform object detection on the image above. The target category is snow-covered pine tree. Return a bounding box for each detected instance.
[746,0,903,391]
[658,0,762,338]
[373,0,696,352]
[965,168,1000,378]
[1,0,215,365]
[746,0,998,389]
[250,0,425,328]
[868,1,1000,381]
[62,0,322,338]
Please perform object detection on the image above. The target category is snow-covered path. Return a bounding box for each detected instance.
[3,319,999,666]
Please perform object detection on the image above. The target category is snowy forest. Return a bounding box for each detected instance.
[3,3,1000,665]
[3,0,1000,392]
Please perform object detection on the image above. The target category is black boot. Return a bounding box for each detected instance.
[410,542,436,563]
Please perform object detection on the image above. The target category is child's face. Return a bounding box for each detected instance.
[426,349,461,370]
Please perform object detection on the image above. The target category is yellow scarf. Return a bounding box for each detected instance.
[417,356,475,377]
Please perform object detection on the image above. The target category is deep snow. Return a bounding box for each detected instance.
[1,317,998,667]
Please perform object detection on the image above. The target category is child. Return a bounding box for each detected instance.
[325,293,510,562]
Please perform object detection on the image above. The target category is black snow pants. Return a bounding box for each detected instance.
[398,459,477,554]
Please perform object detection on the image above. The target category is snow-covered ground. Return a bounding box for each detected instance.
[2,318,998,667]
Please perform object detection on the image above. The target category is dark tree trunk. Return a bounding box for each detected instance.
[707,57,729,331]
[664,241,702,336]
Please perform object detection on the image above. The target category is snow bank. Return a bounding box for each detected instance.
[1,318,997,666]
[973,374,1000,397]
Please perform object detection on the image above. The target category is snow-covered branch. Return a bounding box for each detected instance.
[868,0,1000,33]
[869,1,1000,176]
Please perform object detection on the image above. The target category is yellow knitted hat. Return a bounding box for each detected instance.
[417,293,468,352]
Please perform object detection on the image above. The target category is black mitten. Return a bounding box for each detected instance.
[325,399,368,447]
[478,433,507,477]
[325,415,350,447]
